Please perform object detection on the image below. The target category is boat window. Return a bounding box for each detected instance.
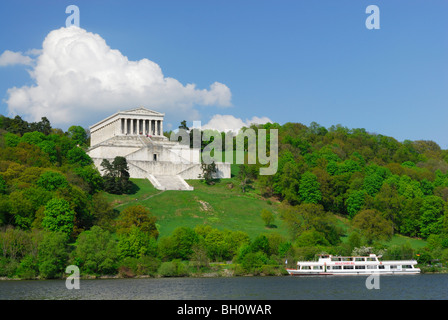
[301,266,311,270]
[355,257,365,261]
[342,257,352,261]
[390,265,398,269]
[378,265,385,269]
[402,265,412,269]
[367,265,377,269]
[313,266,323,270]
[331,257,341,261]
[366,257,377,261]
[355,266,366,269]
[332,266,342,270]
[343,265,354,269]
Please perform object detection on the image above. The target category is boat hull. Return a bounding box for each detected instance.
[286,268,421,276]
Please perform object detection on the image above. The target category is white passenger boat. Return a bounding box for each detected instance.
[287,254,420,275]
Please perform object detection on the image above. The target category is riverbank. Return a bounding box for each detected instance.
[4,263,448,281]
[0,263,289,281]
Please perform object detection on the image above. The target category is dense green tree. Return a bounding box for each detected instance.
[73,226,118,274]
[298,171,322,204]
[8,191,34,229]
[237,164,257,192]
[398,175,424,199]
[419,196,445,238]
[261,209,275,227]
[157,236,176,261]
[21,131,45,146]
[372,183,403,229]
[275,161,300,204]
[203,228,228,260]
[170,227,199,260]
[73,166,104,194]
[42,198,75,237]
[90,193,117,232]
[199,161,217,185]
[363,173,384,197]
[118,225,157,259]
[346,190,366,219]
[37,231,68,279]
[37,171,69,191]
[239,251,268,273]
[398,197,423,237]
[66,147,93,167]
[37,140,58,163]
[4,133,20,147]
[31,117,52,135]
[101,156,132,194]
[116,205,158,239]
[352,209,394,244]
[295,229,330,247]
[282,203,340,245]
[0,175,6,194]
[249,235,270,255]
[67,126,88,146]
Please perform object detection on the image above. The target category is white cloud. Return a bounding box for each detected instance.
[202,114,273,133]
[5,26,232,127]
[0,50,34,66]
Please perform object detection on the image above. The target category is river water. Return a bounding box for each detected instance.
[1,274,447,300]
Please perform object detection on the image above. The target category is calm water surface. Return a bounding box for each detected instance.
[1,274,447,300]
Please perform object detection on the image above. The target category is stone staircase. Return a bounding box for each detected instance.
[148,174,193,191]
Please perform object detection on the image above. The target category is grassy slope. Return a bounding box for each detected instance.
[104,177,426,249]
[104,177,287,239]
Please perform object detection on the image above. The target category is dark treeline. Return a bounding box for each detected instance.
[0,115,52,136]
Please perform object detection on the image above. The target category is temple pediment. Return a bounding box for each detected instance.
[120,107,164,116]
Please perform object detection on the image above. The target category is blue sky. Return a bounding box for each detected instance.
[0,1,447,147]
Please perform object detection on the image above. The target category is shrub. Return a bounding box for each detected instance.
[158,261,177,277]
[15,255,38,279]
[73,226,118,275]
[240,252,268,273]
[38,232,68,279]
[157,260,189,277]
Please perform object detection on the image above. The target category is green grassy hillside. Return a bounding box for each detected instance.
[104,178,427,250]
[104,178,288,239]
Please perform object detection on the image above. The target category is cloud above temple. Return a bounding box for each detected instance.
[3,26,232,128]
[202,114,273,133]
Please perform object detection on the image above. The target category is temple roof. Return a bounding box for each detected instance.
[90,106,164,129]
[121,106,165,116]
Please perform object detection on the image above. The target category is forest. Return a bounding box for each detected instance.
[0,114,448,279]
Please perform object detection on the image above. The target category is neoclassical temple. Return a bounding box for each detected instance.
[90,107,165,146]
[88,107,230,190]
